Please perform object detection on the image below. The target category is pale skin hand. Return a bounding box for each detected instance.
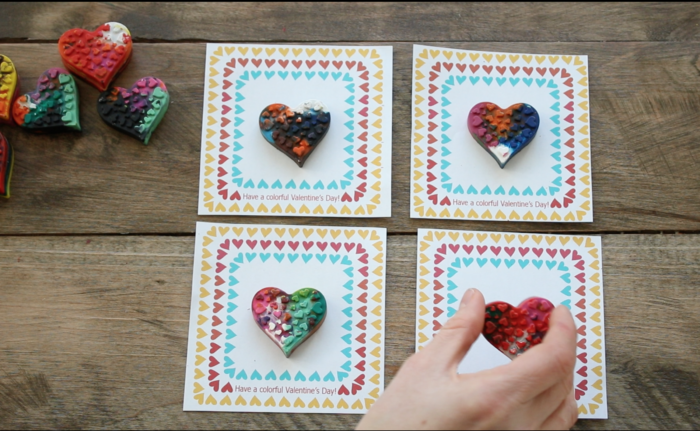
[357,288,578,430]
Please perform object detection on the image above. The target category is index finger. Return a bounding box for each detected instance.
[499,305,578,400]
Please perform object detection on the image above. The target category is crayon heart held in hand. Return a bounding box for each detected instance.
[252,287,327,358]
[97,77,170,145]
[482,297,553,359]
[12,68,81,132]
[0,132,13,198]
[0,54,20,124]
[58,22,133,91]
[468,102,540,168]
[259,100,331,167]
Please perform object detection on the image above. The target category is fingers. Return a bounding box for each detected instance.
[540,388,579,430]
[502,305,578,399]
[528,371,575,426]
[421,288,486,371]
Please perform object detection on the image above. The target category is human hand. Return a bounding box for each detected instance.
[357,288,578,430]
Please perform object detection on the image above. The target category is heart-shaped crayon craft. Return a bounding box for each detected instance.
[483,297,553,359]
[0,132,13,198]
[252,287,327,357]
[58,22,132,91]
[12,68,81,132]
[97,77,170,144]
[0,54,20,124]
[468,102,540,168]
[259,100,331,167]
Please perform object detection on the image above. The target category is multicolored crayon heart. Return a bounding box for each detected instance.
[0,132,13,198]
[482,297,553,359]
[259,100,331,167]
[252,287,327,358]
[12,68,81,132]
[0,54,20,124]
[97,77,170,145]
[468,102,540,168]
[58,22,133,91]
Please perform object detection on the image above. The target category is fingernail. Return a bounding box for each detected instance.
[460,288,475,308]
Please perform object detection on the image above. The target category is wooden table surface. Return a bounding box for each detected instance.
[1,3,700,429]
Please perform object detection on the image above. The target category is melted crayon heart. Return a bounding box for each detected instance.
[252,287,327,358]
[97,77,170,145]
[58,22,132,91]
[0,132,13,198]
[0,54,20,124]
[468,102,539,168]
[259,100,331,167]
[482,297,553,359]
[12,68,81,132]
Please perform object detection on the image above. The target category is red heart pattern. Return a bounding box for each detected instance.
[482,297,553,359]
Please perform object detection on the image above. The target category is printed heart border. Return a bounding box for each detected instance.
[415,229,606,419]
[185,222,386,414]
[410,45,592,223]
[198,44,393,218]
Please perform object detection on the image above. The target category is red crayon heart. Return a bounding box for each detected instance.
[0,132,13,198]
[58,22,133,91]
[482,297,554,359]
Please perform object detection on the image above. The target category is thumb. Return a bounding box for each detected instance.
[422,288,486,372]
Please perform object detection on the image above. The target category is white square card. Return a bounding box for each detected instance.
[184,222,387,413]
[415,229,607,419]
[410,45,592,222]
[199,44,393,217]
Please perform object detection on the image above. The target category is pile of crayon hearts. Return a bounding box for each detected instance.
[0,22,171,199]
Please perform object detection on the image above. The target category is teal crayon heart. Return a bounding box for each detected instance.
[13,68,81,132]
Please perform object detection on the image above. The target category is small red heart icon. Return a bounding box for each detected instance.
[482,297,554,359]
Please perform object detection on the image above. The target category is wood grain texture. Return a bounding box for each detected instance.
[2,42,700,234]
[0,234,698,429]
[1,4,697,429]
[2,3,700,43]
